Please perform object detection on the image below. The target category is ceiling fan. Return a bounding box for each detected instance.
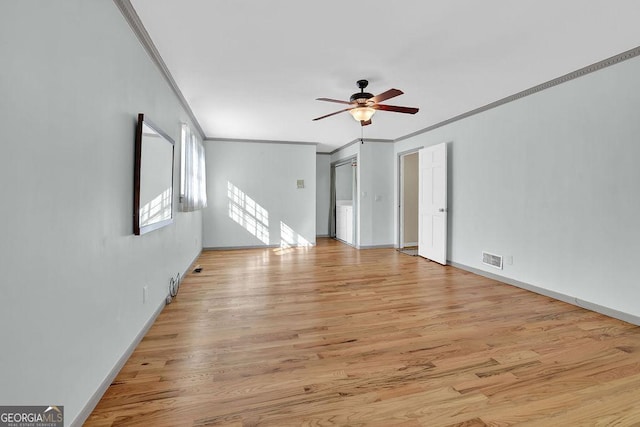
[313,79,419,126]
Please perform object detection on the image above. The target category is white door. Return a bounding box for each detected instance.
[418,143,448,265]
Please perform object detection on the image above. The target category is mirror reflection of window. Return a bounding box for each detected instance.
[139,123,173,227]
[134,114,175,235]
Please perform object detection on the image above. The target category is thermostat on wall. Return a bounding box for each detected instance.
[297,179,304,189]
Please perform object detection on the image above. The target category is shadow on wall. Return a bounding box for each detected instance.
[227,181,312,250]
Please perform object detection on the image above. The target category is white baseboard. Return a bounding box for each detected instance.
[71,298,165,426]
[204,244,280,250]
[204,243,316,251]
[449,261,640,327]
[72,251,202,426]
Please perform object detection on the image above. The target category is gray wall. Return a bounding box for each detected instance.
[332,142,395,248]
[203,141,316,248]
[360,143,395,247]
[316,154,331,236]
[395,54,640,318]
[0,1,202,425]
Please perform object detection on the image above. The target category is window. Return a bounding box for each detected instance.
[180,123,207,211]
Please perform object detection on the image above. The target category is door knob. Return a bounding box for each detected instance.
[438,208,447,212]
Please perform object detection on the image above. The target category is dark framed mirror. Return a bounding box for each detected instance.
[133,113,175,235]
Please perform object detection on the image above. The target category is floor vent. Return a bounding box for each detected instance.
[482,252,503,269]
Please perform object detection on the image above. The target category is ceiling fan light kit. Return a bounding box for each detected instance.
[349,106,376,122]
[313,79,419,126]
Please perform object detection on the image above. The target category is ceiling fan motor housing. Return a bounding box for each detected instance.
[351,79,374,105]
[350,92,374,104]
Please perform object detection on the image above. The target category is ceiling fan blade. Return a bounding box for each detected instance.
[316,97,353,105]
[360,119,372,126]
[373,104,419,114]
[312,107,353,121]
[371,89,403,104]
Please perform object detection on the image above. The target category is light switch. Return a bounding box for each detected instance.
[297,179,304,189]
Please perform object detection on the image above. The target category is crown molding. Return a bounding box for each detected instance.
[396,45,640,143]
[329,138,394,155]
[111,3,639,151]
[205,137,318,146]
[113,0,205,140]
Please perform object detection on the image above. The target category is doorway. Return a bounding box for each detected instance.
[398,151,419,253]
[330,157,357,247]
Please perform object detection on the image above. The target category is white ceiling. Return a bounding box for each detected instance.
[129,0,640,153]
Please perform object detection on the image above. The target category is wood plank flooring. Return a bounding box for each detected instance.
[86,238,640,426]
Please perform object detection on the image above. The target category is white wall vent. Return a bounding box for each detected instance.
[482,251,503,269]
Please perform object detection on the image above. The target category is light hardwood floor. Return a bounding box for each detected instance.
[86,238,640,426]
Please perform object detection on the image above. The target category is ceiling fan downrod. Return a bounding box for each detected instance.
[350,80,374,104]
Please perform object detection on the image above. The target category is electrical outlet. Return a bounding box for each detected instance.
[143,286,148,304]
